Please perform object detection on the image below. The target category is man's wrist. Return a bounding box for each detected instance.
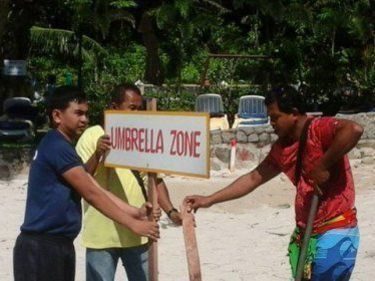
[94,150,103,161]
[206,195,215,207]
[167,207,178,218]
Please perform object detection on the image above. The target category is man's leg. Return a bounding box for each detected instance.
[312,227,359,281]
[86,248,119,281]
[120,244,149,281]
[13,233,75,281]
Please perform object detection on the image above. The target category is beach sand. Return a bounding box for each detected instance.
[1,160,374,280]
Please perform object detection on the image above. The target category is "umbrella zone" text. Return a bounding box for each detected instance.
[110,127,201,158]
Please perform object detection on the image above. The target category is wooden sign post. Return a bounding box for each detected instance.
[104,102,209,281]
[147,98,159,281]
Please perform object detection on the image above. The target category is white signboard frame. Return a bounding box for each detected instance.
[104,111,210,178]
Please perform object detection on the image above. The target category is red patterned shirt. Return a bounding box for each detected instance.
[265,117,356,229]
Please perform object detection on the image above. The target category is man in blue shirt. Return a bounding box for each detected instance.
[13,86,160,281]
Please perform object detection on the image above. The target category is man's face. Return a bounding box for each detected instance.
[267,102,296,139]
[115,90,143,111]
[53,101,89,139]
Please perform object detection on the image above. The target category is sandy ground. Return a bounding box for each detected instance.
[1,160,374,281]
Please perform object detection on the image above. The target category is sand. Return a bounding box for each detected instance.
[1,160,374,280]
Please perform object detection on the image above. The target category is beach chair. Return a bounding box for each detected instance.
[232,95,269,128]
[0,97,38,142]
[195,93,229,131]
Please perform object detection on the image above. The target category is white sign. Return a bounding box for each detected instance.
[104,111,210,178]
[3,60,27,76]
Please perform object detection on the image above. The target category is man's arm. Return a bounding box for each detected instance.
[97,175,161,222]
[63,166,159,240]
[185,159,280,211]
[84,172,141,217]
[309,119,363,185]
[157,179,182,225]
[84,152,101,175]
[84,135,111,175]
[320,119,363,169]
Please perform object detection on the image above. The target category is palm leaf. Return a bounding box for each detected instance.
[108,9,135,28]
[199,0,230,14]
[110,0,136,9]
[30,26,108,60]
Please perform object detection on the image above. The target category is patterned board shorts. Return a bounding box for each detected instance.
[311,226,359,281]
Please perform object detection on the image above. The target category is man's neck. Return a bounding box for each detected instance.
[57,128,75,143]
[293,115,309,141]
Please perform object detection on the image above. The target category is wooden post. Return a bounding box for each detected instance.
[147,98,159,281]
[199,57,210,88]
[229,139,237,172]
[295,193,319,281]
[181,202,202,281]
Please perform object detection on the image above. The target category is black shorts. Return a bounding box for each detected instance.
[13,232,75,281]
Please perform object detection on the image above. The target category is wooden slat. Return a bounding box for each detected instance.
[148,173,159,281]
[181,202,202,281]
[147,98,159,281]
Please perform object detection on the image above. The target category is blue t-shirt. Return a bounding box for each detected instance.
[21,130,83,239]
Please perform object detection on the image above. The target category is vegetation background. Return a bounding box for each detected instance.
[0,0,373,124]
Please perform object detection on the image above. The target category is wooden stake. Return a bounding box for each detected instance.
[295,193,319,281]
[229,139,237,172]
[181,202,202,281]
[147,98,159,281]
[147,173,158,281]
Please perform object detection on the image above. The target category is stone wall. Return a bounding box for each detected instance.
[0,113,374,178]
[340,113,375,165]
[211,113,375,170]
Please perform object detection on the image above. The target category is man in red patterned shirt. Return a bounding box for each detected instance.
[185,86,363,280]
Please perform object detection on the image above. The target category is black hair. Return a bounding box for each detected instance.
[264,86,306,114]
[46,85,87,127]
[111,83,141,105]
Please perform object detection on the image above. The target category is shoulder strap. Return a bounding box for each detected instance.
[295,118,314,184]
[131,170,148,201]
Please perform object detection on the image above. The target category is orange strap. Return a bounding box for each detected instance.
[313,208,357,235]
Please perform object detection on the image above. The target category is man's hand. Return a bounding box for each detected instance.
[168,209,182,225]
[138,202,161,221]
[130,219,160,241]
[95,134,111,160]
[307,163,329,195]
[184,195,212,212]
[308,164,330,185]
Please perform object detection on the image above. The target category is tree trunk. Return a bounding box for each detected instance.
[0,0,10,51]
[77,32,83,89]
[138,12,164,85]
[331,29,336,57]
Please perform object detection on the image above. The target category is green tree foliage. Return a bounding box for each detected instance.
[2,0,373,119]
